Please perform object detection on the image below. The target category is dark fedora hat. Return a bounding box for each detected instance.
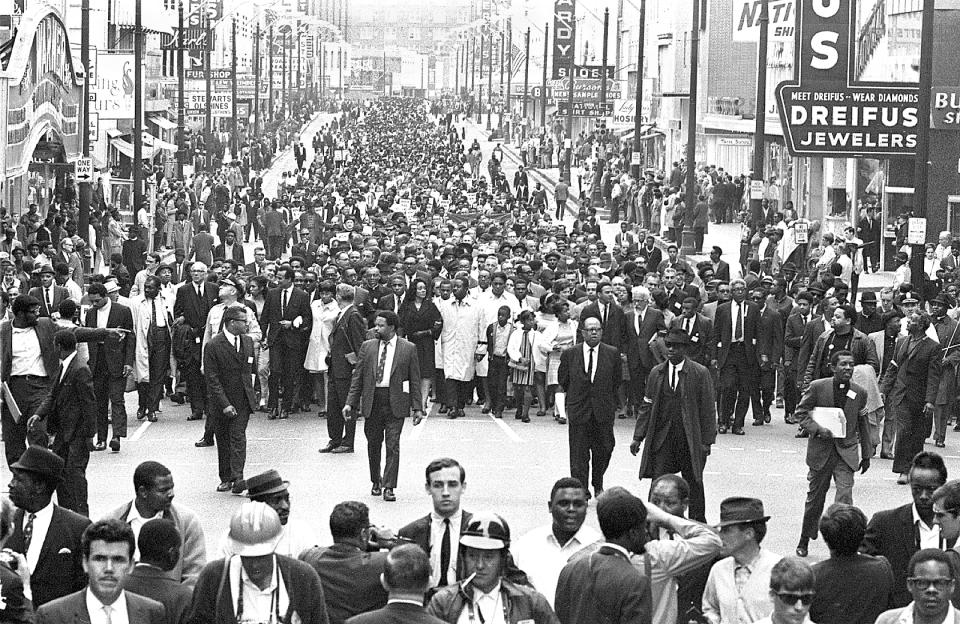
[11,446,64,484]
[245,469,289,499]
[715,496,770,527]
[860,291,877,303]
[663,328,691,346]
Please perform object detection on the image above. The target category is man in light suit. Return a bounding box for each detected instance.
[321,284,367,454]
[204,305,258,494]
[345,544,445,624]
[6,446,92,607]
[36,519,165,624]
[625,286,667,408]
[344,310,423,502]
[711,279,761,435]
[630,329,716,522]
[794,350,873,558]
[558,317,622,499]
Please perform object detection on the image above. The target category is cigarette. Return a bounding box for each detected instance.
[462,572,477,586]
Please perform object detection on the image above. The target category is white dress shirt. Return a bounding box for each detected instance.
[512,523,601,608]
[10,326,47,376]
[125,503,162,562]
[86,588,130,624]
[59,352,77,384]
[582,342,598,382]
[731,301,745,343]
[668,359,685,389]
[24,500,54,573]
[457,582,506,624]
[914,503,943,549]
[376,336,397,388]
[429,509,463,588]
[229,555,289,621]
[96,299,113,328]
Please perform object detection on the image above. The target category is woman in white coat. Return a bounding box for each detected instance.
[303,280,340,417]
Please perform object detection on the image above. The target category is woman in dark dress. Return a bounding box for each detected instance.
[398,278,442,413]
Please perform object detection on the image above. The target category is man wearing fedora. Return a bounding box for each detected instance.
[220,469,317,559]
[702,497,781,624]
[856,291,883,335]
[793,350,873,558]
[186,502,329,624]
[6,446,91,607]
[630,328,716,523]
[931,293,960,448]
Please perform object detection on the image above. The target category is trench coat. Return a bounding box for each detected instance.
[438,297,485,382]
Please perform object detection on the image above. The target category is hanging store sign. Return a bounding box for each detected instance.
[557,101,613,117]
[186,92,232,118]
[774,0,919,157]
[547,78,622,101]
[733,0,796,42]
[93,53,135,120]
[931,87,960,130]
[552,0,575,80]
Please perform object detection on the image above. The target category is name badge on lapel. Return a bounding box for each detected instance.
[846,389,857,401]
[691,335,699,343]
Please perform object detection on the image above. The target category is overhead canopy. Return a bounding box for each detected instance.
[110,132,177,160]
[621,125,665,142]
[147,114,178,132]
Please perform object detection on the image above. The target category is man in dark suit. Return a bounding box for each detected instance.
[124,519,194,624]
[321,284,367,454]
[709,246,731,283]
[625,287,668,408]
[577,281,628,351]
[6,446,92,607]
[752,289,784,426]
[263,266,312,419]
[345,544,444,624]
[857,204,882,272]
[630,329,716,522]
[213,229,245,264]
[398,458,472,589]
[204,305,258,493]
[244,246,267,277]
[554,487,651,624]
[300,501,390,623]
[880,311,942,482]
[559,317,622,498]
[344,311,423,502]
[862,451,948,608]
[669,296,713,366]
[28,264,68,318]
[85,283,135,452]
[794,350,873,558]
[36,519,165,624]
[173,261,219,433]
[27,331,97,516]
[711,279,761,435]
[362,267,391,326]
[784,292,815,424]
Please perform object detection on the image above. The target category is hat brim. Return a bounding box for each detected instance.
[247,481,289,499]
[228,532,282,557]
[10,464,63,484]
[714,515,770,528]
[460,535,507,550]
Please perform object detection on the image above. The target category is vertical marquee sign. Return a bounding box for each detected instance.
[774,0,920,156]
[552,0,575,80]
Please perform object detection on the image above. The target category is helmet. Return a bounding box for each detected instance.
[460,512,511,550]
[227,501,282,557]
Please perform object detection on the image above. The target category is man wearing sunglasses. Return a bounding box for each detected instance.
[751,557,816,624]
[875,549,959,624]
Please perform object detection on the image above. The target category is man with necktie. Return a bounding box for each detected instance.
[133,277,173,423]
[204,305,258,494]
[711,278,761,435]
[344,311,423,502]
[173,261,219,434]
[28,264,67,318]
[263,267,312,420]
[558,317,622,499]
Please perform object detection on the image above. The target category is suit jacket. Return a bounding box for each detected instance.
[557,342,622,424]
[213,241,244,264]
[346,602,445,624]
[28,285,69,317]
[879,335,941,408]
[802,328,880,390]
[796,316,828,378]
[713,260,731,283]
[578,301,628,350]
[0,320,110,383]
[669,314,714,365]
[7,505,91,607]
[783,311,810,368]
[634,357,717,479]
[329,305,368,379]
[263,286,312,350]
[173,281,219,358]
[862,503,922,608]
[185,555,329,624]
[755,307,784,366]
[345,337,422,420]
[554,545,651,624]
[796,378,872,471]
[84,301,135,375]
[711,300,761,368]
[35,355,97,444]
[37,589,165,624]
[203,332,257,415]
[374,293,402,318]
[0,561,33,624]
[243,261,263,277]
[397,511,474,561]
[300,544,389,624]
[934,315,960,404]
[125,564,194,624]
[625,307,667,374]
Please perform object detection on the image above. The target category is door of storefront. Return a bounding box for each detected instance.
[882,186,914,271]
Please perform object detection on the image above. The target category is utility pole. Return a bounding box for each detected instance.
[540,23,548,128]
[505,20,512,144]
[177,0,185,179]
[600,8,609,110]
[498,30,504,131]
[319,41,324,100]
[749,0,770,231]
[910,0,936,283]
[79,0,91,244]
[269,25,274,122]
[134,0,144,211]
[631,0,646,182]
[681,0,701,255]
[282,30,288,116]
[455,45,460,97]
[204,12,212,170]
[253,20,260,137]
[477,34,484,124]
[231,17,238,160]
[564,51,574,184]
[296,30,302,107]
[522,28,530,125]
[486,30,493,131]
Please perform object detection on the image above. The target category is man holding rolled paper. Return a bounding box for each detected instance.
[794,350,873,558]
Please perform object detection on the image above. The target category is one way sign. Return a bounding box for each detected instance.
[74,157,93,183]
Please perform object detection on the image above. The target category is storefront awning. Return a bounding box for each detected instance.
[620,125,656,141]
[142,132,178,153]
[105,127,125,139]
[148,114,178,132]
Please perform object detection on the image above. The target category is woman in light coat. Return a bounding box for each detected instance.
[303,280,340,417]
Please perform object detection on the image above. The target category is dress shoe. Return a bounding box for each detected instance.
[186,412,203,421]
[258,404,270,413]
[936,440,946,448]
[383,488,396,502]
[796,539,809,558]
[536,410,546,418]
[216,481,233,492]
[764,412,771,424]
[438,405,450,414]
[318,443,339,453]
[897,473,909,485]
[231,480,246,494]
[718,425,728,434]
[92,441,106,451]
[776,397,784,409]
[557,416,567,424]
[795,429,809,438]
[147,411,158,422]
[317,411,327,419]
[268,408,279,420]
[732,427,745,435]
[279,411,290,420]
[195,437,214,448]
[371,484,383,496]
[330,445,354,454]
[521,415,530,423]
[136,408,146,421]
[493,411,503,419]
[880,452,894,459]
[954,422,960,432]
[170,392,186,405]
[752,420,764,426]
[784,415,797,425]
[481,405,491,414]
[109,438,120,453]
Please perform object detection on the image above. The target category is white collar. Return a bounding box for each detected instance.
[913,503,939,533]
[223,328,240,344]
[59,352,77,375]
[898,602,957,624]
[473,582,502,605]
[26,499,54,523]
[669,359,685,373]
[602,542,632,558]
[86,587,128,619]
[430,509,462,524]
[380,335,397,348]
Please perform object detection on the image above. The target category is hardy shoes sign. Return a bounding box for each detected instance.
[552,0,575,80]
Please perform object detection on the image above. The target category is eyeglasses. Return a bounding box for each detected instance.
[907,577,954,591]
[776,592,815,606]
[933,506,959,521]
